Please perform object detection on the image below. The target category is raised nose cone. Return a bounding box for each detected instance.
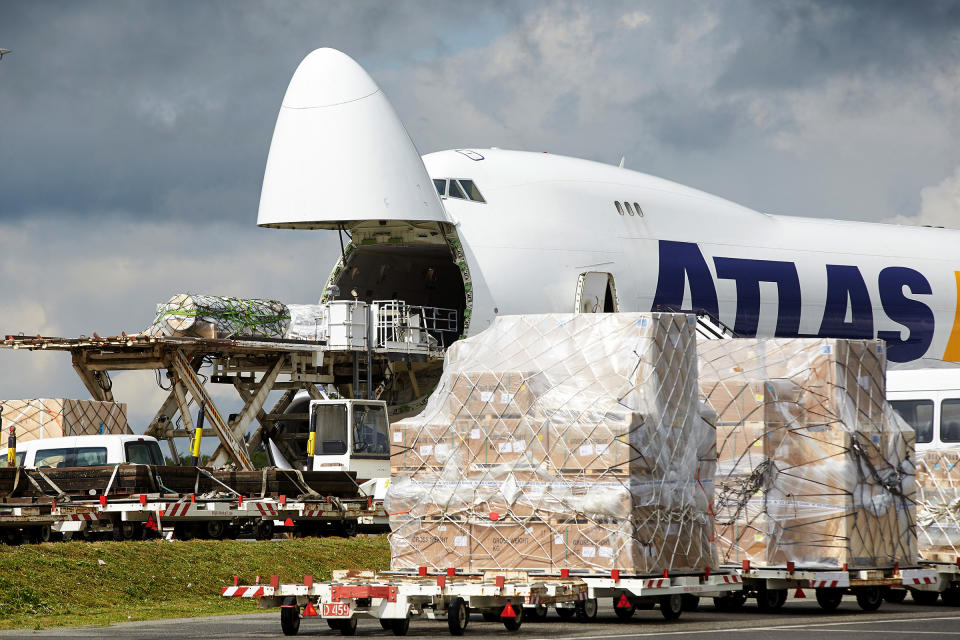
[257,48,449,229]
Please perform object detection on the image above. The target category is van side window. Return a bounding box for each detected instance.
[0,452,24,468]
[74,447,108,466]
[941,399,960,443]
[890,399,934,443]
[35,448,70,468]
[124,441,164,465]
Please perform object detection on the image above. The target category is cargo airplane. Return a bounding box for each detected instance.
[258,48,960,377]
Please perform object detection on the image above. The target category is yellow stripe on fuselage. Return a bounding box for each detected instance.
[945,272,960,362]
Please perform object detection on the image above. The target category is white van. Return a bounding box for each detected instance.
[0,434,165,468]
[887,368,960,451]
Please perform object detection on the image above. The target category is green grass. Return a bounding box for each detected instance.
[0,536,390,630]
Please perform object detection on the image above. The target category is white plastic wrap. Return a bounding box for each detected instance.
[385,313,716,574]
[698,338,916,569]
[915,447,960,560]
[284,304,327,341]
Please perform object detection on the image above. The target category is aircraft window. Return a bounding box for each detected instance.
[458,180,486,203]
[433,179,446,196]
[633,202,644,216]
[448,179,467,200]
[941,399,960,443]
[890,399,933,443]
[615,201,624,215]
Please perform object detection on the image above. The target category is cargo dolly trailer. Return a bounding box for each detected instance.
[899,561,960,606]
[223,566,744,636]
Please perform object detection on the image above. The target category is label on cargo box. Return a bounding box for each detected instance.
[599,546,613,558]
[595,443,609,455]
[393,432,403,443]
[480,391,494,402]
[435,443,450,457]
[579,444,593,456]
[454,536,469,547]
[438,525,447,531]
[581,546,597,558]
[470,428,481,440]
[500,392,514,404]
[554,534,564,545]
[419,444,434,456]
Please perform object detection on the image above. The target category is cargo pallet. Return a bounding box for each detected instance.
[899,561,960,606]
[720,561,904,612]
[223,567,743,636]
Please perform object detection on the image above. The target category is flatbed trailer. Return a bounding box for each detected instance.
[719,562,904,612]
[223,567,744,636]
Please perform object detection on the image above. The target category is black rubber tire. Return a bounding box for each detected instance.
[660,594,683,620]
[481,612,500,622]
[380,619,393,630]
[575,598,598,621]
[121,522,142,541]
[942,586,960,607]
[527,603,548,621]
[390,617,411,636]
[855,586,883,612]
[174,524,194,541]
[448,597,469,636]
[713,592,747,611]
[338,616,358,636]
[613,595,635,619]
[327,620,341,630]
[756,588,788,612]
[681,595,700,612]
[255,520,275,541]
[340,519,358,537]
[280,598,300,636]
[28,525,51,544]
[883,588,908,604]
[912,589,940,606]
[816,588,844,611]
[205,520,226,540]
[502,603,524,631]
[555,606,575,619]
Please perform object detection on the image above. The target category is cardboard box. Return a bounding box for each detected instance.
[1,399,128,441]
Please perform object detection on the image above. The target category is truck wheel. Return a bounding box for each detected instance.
[681,595,700,611]
[613,595,635,619]
[855,587,883,611]
[713,592,747,611]
[555,605,575,619]
[205,520,226,540]
[883,588,908,603]
[502,603,524,631]
[338,616,358,636]
[340,519,358,537]
[527,603,548,621]
[121,522,143,541]
[659,594,683,620]
[575,598,598,621]
[390,617,410,636]
[815,588,844,611]
[280,598,300,636]
[448,597,468,635]
[255,520,275,541]
[912,589,940,605]
[380,619,392,630]
[942,586,960,606]
[756,587,787,612]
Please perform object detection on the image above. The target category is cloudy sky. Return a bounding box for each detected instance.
[1,1,959,437]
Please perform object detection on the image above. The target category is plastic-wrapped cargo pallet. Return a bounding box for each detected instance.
[698,338,916,569]
[385,312,716,574]
[915,447,960,561]
[0,399,129,440]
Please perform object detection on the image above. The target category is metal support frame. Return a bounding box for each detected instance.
[209,357,284,467]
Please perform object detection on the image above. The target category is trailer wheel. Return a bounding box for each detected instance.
[28,525,51,544]
[575,598,598,621]
[255,520,275,541]
[555,605,575,619]
[205,520,226,540]
[448,597,469,636]
[756,587,787,612]
[659,594,683,620]
[883,588,907,604]
[613,596,635,619]
[911,589,940,606]
[855,586,883,611]
[527,603,548,621]
[280,598,300,636]
[942,586,960,606]
[380,619,392,630]
[681,595,700,611]
[338,616,358,636]
[327,620,341,629]
[3,529,23,546]
[815,588,844,611]
[174,524,194,541]
[503,603,524,631]
[713,592,747,611]
[389,617,410,636]
[340,519,358,537]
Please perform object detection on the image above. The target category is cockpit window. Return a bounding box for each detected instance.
[458,180,485,203]
[433,179,446,196]
[447,179,466,200]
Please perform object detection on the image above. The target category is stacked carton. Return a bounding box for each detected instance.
[386,313,716,574]
[699,339,916,569]
[915,448,960,561]
[1,399,129,441]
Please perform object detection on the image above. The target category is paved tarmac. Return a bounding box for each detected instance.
[3,597,960,639]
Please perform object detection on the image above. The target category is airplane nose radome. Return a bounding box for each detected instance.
[282,48,380,109]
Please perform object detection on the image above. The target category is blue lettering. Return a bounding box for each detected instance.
[713,257,801,337]
[652,240,719,317]
[818,265,874,338]
[877,266,935,363]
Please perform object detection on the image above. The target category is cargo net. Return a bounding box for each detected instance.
[915,445,960,561]
[698,338,916,569]
[146,293,292,339]
[385,313,716,575]
[0,399,128,446]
